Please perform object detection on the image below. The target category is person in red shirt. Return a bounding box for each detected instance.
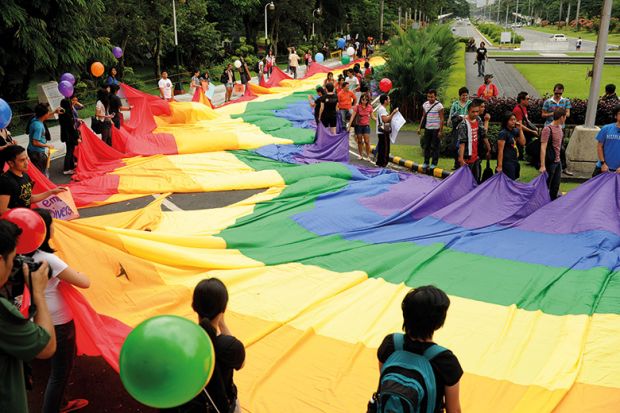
[512,91,538,160]
[348,94,376,160]
[457,99,490,183]
[477,74,499,100]
[337,82,357,128]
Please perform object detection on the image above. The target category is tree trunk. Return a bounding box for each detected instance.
[119,34,130,78]
[154,28,162,78]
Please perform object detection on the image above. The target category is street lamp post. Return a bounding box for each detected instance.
[312,8,321,39]
[172,0,182,91]
[264,2,275,40]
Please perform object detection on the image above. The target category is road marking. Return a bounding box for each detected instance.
[152,194,183,211]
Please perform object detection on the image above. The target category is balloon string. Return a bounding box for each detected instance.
[202,389,221,413]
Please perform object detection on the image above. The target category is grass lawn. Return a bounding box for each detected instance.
[513,64,620,99]
[490,52,541,56]
[391,144,580,193]
[444,43,466,102]
[525,26,620,45]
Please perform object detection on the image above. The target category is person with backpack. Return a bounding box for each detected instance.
[539,108,567,200]
[164,278,245,413]
[369,285,463,413]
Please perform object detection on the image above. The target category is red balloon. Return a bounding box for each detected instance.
[379,78,393,93]
[1,208,47,254]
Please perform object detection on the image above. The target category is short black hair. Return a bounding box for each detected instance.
[364,62,370,68]
[325,82,334,92]
[458,87,469,96]
[606,84,616,94]
[402,285,450,340]
[470,98,484,109]
[427,89,437,96]
[612,105,620,118]
[553,83,564,91]
[0,220,21,261]
[553,108,567,120]
[34,103,48,118]
[342,81,349,87]
[379,94,389,104]
[2,145,25,163]
[33,209,54,253]
[316,86,325,95]
[517,91,529,103]
[109,83,120,94]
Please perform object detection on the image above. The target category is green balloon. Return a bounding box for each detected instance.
[120,315,215,408]
[341,55,351,65]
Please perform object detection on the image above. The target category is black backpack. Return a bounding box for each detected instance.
[220,71,228,84]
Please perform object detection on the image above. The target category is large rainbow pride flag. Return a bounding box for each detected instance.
[36,57,620,412]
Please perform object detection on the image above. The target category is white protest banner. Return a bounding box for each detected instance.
[390,112,406,144]
[34,188,79,221]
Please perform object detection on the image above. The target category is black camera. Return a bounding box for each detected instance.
[9,255,52,286]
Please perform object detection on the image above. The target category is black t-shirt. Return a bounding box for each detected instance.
[498,128,520,163]
[0,171,34,209]
[476,47,487,61]
[314,97,322,121]
[109,94,122,122]
[319,93,338,120]
[377,335,463,413]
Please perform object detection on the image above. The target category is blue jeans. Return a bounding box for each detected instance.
[477,59,485,77]
[43,320,76,413]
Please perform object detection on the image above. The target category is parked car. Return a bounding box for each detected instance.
[550,34,568,42]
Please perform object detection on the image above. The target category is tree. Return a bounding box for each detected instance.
[381,24,458,120]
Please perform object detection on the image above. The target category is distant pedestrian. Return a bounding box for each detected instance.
[576,37,582,50]
[477,74,498,100]
[376,94,399,167]
[475,41,488,77]
[58,97,79,175]
[304,50,313,67]
[190,69,201,94]
[222,64,235,103]
[288,48,300,79]
[239,57,251,90]
[158,71,174,102]
[539,108,566,200]
[265,49,275,78]
[496,111,526,180]
[592,105,620,177]
[418,89,444,170]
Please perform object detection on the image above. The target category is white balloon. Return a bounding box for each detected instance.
[347,46,355,56]
[234,60,242,68]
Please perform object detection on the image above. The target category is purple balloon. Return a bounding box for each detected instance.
[60,72,75,85]
[112,46,123,59]
[58,80,74,98]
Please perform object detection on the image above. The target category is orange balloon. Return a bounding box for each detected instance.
[91,62,105,77]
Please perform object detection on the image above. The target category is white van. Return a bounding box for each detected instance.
[550,34,568,42]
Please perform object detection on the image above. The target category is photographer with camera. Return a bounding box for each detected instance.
[0,145,67,214]
[0,219,56,412]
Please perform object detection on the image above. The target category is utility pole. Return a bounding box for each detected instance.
[380,0,384,41]
[584,0,612,127]
[566,2,571,25]
[559,0,563,24]
[505,3,509,28]
[575,0,582,30]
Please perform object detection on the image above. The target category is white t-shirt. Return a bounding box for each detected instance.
[346,75,359,92]
[158,78,173,99]
[289,53,300,67]
[33,250,72,325]
[422,101,444,130]
[95,100,107,121]
[376,105,388,135]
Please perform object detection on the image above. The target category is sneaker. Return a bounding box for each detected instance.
[430,164,437,169]
[60,399,89,412]
[563,169,575,176]
[62,170,75,175]
[357,155,363,160]
[421,163,429,170]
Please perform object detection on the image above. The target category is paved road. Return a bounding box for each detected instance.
[515,27,620,52]
[452,20,494,47]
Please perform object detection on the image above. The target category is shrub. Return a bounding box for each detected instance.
[475,22,524,44]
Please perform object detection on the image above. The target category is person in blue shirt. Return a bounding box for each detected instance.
[105,67,120,86]
[27,104,60,175]
[541,83,571,126]
[593,105,620,177]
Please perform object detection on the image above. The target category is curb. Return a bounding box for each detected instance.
[371,145,451,179]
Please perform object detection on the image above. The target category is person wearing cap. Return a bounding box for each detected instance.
[477,74,498,100]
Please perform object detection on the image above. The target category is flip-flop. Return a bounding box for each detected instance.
[60,399,89,412]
